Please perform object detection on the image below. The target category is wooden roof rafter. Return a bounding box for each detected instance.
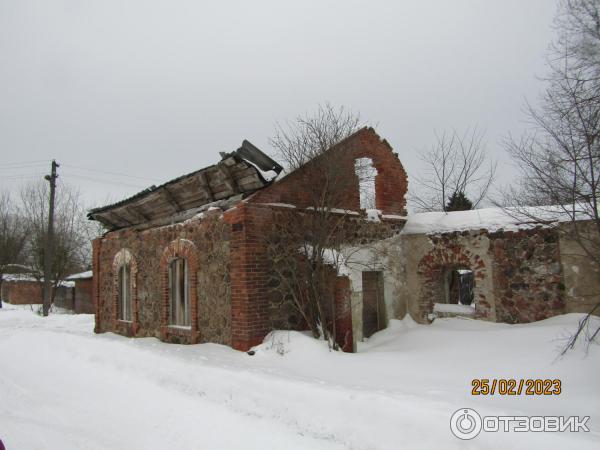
[217,164,241,194]
[161,186,184,212]
[198,171,215,202]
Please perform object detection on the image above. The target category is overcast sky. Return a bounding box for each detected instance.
[0,0,558,210]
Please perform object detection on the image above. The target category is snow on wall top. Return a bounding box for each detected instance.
[400,206,575,235]
[65,270,93,280]
[1,273,75,287]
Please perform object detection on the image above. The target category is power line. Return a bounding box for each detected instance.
[1,173,46,181]
[0,164,50,172]
[61,163,159,182]
[61,173,147,189]
[0,159,50,168]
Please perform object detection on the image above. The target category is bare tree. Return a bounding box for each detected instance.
[20,180,89,305]
[505,0,600,350]
[267,104,391,349]
[271,103,362,171]
[411,127,497,212]
[0,192,29,298]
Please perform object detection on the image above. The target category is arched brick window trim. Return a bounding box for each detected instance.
[159,239,200,343]
[112,248,139,336]
[417,245,490,320]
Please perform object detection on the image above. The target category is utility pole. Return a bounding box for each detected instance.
[42,160,59,317]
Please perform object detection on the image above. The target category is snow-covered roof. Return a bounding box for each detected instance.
[1,273,75,288]
[65,270,93,280]
[3,264,35,273]
[400,206,579,235]
[1,273,39,283]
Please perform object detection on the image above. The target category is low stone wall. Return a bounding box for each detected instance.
[489,228,564,323]
[559,221,600,314]
[391,226,568,325]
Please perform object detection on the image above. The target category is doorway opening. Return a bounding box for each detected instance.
[362,271,385,338]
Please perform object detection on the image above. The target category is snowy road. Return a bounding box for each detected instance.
[1,305,599,449]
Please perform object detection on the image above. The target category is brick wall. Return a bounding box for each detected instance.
[1,280,76,310]
[249,127,408,216]
[1,281,42,304]
[224,203,272,350]
[74,279,94,314]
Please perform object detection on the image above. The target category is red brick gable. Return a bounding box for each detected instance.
[248,127,408,215]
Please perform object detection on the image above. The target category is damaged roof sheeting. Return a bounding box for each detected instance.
[88,141,282,231]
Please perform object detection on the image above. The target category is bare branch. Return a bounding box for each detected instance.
[410,127,496,212]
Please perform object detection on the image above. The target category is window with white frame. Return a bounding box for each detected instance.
[117,263,132,321]
[169,258,190,327]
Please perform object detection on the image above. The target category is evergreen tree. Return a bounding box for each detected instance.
[446,191,473,211]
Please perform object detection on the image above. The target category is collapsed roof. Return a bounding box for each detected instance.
[88,140,282,231]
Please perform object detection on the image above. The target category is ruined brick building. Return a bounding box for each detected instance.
[89,128,598,352]
[89,128,407,351]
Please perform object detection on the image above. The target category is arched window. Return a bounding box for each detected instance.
[169,257,190,327]
[118,263,132,321]
[113,248,135,323]
[354,158,377,210]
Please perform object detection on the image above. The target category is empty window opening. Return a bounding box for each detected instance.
[445,268,474,306]
[169,258,190,327]
[355,158,377,210]
[117,264,132,321]
[362,271,386,338]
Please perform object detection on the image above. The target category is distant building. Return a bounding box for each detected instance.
[65,271,94,314]
[1,272,74,308]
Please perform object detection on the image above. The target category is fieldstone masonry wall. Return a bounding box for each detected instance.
[490,228,565,323]
[392,226,569,325]
[94,213,231,345]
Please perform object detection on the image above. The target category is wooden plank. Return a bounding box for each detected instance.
[126,205,150,222]
[161,186,184,212]
[197,171,215,201]
[109,211,133,227]
[95,214,117,229]
[222,156,236,167]
[231,166,257,177]
[217,163,240,194]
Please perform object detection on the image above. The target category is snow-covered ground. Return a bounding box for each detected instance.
[1,305,599,449]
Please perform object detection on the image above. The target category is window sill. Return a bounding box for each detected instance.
[114,318,137,337]
[168,325,191,330]
[163,325,193,337]
[161,324,199,344]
